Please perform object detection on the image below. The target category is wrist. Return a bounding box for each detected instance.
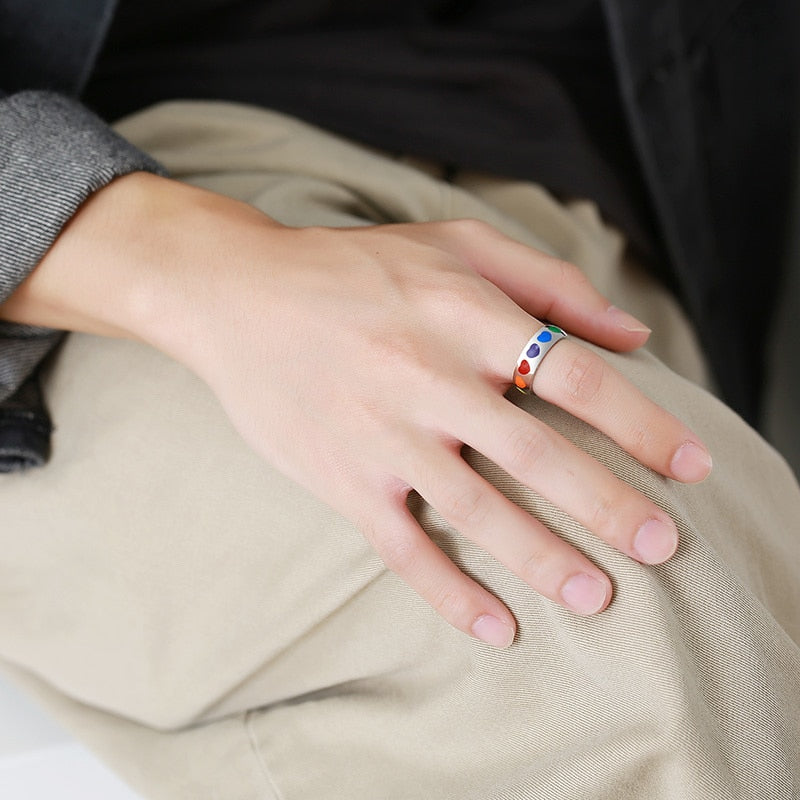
[0,172,282,366]
[116,175,287,372]
[0,171,173,339]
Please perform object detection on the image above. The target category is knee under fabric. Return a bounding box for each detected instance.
[0,102,798,800]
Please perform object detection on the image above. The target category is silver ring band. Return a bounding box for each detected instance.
[512,324,568,394]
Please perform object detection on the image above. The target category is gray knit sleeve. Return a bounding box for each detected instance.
[0,89,165,402]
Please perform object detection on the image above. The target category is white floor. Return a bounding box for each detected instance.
[0,675,143,799]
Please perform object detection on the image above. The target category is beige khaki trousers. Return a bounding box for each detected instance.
[1,102,799,799]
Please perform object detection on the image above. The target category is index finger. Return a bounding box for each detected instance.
[430,219,653,353]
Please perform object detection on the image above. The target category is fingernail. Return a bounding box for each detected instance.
[607,305,651,334]
[472,614,515,648]
[670,441,713,483]
[634,518,678,564]
[560,573,609,615]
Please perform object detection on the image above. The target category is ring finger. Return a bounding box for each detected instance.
[476,313,712,484]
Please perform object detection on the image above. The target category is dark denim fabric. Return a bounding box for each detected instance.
[0,361,55,471]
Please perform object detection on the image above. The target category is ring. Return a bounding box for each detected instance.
[513,324,568,394]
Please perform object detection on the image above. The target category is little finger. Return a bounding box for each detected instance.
[362,496,518,648]
[407,446,612,616]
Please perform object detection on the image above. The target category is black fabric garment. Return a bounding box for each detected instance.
[603,0,799,425]
[0,0,114,94]
[84,0,659,262]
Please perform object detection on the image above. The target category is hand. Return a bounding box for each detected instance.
[4,174,712,648]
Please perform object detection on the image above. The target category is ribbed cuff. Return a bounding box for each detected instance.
[0,90,165,402]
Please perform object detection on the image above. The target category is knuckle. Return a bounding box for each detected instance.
[563,351,606,406]
[629,424,652,452]
[355,504,396,551]
[430,584,468,623]
[553,258,589,289]
[427,271,484,319]
[439,483,490,529]
[367,328,450,391]
[517,545,550,588]
[505,426,549,476]
[372,330,423,373]
[378,534,420,576]
[357,514,380,549]
[445,217,494,240]
[587,494,616,535]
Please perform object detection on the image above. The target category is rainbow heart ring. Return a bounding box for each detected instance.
[512,324,568,393]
